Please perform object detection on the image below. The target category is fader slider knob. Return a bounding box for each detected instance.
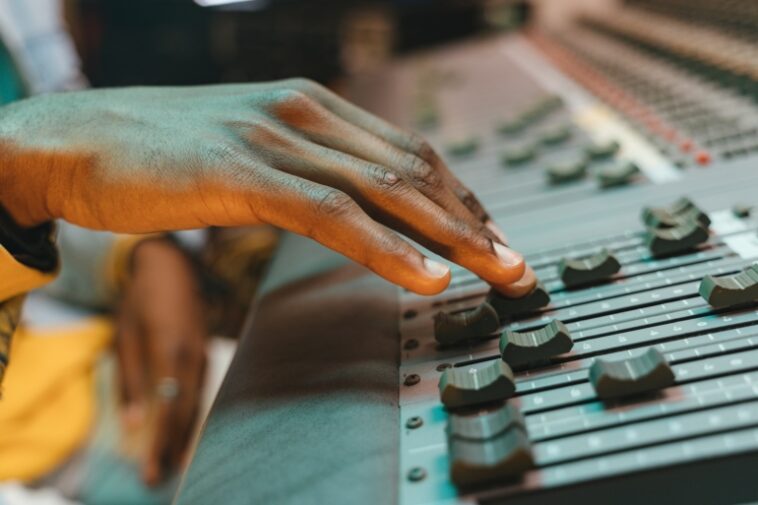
[546,158,587,185]
[485,282,551,320]
[446,138,479,158]
[596,160,640,188]
[434,303,500,346]
[446,402,526,441]
[585,139,620,160]
[439,359,516,409]
[589,348,675,400]
[644,219,709,257]
[641,197,711,228]
[558,248,621,288]
[500,320,573,367]
[448,426,534,488]
[699,264,758,308]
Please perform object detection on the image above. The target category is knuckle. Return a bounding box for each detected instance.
[407,135,436,162]
[270,88,315,111]
[285,77,322,95]
[367,164,403,191]
[406,156,442,190]
[313,188,356,218]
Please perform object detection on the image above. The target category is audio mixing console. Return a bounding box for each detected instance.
[176,2,758,504]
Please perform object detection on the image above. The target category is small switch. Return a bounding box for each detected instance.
[446,402,525,441]
[486,282,551,320]
[585,139,620,160]
[449,426,533,488]
[558,248,621,288]
[501,143,537,167]
[641,197,711,228]
[596,161,640,188]
[546,158,587,185]
[434,303,501,346]
[589,348,675,400]
[644,219,709,256]
[499,320,573,367]
[446,138,479,158]
[699,264,758,308]
[439,359,516,409]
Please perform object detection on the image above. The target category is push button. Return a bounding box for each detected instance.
[644,219,709,256]
[546,158,587,185]
[485,282,551,320]
[641,197,711,228]
[589,348,675,400]
[446,402,525,441]
[439,359,516,409]
[596,160,640,188]
[499,320,573,367]
[448,427,533,488]
[585,139,620,160]
[434,303,500,346]
[558,248,621,288]
[699,264,758,308]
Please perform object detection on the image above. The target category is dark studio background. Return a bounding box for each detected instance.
[68,0,530,88]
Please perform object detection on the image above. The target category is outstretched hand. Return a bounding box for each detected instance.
[0,79,531,295]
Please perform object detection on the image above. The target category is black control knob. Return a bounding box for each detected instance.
[447,402,525,441]
[485,282,551,320]
[699,264,758,308]
[644,219,709,256]
[448,427,534,488]
[499,320,573,367]
[434,303,500,346]
[589,348,675,399]
[439,359,516,409]
[596,160,640,188]
[641,197,711,228]
[558,248,621,288]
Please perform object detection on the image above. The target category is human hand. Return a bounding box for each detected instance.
[115,238,206,486]
[0,79,530,295]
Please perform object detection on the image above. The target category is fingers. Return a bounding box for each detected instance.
[115,297,147,431]
[493,265,537,298]
[248,168,452,295]
[285,78,494,224]
[266,86,493,237]
[247,134,525,288]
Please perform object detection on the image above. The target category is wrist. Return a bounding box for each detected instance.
[0,139,57,227]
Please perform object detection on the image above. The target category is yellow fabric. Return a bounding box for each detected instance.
[0,317,113,481]
[0,244,56,301]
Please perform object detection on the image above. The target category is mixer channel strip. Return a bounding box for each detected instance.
[399,203,758,504]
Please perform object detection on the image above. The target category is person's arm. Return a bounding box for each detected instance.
[0,79,534,298]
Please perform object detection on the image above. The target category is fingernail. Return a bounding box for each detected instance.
[423,258,450,278]
[493,242,523,267]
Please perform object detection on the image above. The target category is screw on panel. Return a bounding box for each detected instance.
[405,416,423,429]
[404,374,421,386]
[436,363,452,372]
[404,339,419,350]
[403,309,418,320]
[407,467,427,482]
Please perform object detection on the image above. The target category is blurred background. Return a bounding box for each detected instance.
[70,0,530,88]
[0,1,531,505]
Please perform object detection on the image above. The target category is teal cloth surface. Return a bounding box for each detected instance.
[0,37,25,105]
